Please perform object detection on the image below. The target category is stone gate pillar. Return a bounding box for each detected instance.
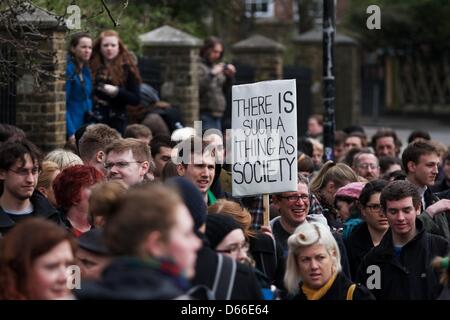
[232,34,285,81]
[140,25,202,127]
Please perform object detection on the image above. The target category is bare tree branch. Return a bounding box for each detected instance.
[0,0,130,89]
[101,0,118,26]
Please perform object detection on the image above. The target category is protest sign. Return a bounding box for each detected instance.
[231,79,298,197]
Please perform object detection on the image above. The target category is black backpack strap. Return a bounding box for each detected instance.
[212,254,237,300]
[272,237,278,271]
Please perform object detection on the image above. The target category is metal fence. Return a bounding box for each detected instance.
[283,65,312,137]
[138,56,162,94]
[0,44,16,124]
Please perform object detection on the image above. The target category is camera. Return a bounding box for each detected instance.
[96,81,106,91]
[84,110,103,124]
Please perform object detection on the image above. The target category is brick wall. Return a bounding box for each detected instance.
[232,35,285,81]
[15,30,66,152]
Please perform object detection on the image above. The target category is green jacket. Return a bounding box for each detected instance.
[418,211,450,240]
[418,188,450,240]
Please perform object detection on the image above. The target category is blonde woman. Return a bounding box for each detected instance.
[309,161,359,231]
[44,149,83,170]
[309,138,324,169]
[36,161,60,208]
[285,222,374,300]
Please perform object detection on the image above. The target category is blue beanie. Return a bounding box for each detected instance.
[166,177,207,231]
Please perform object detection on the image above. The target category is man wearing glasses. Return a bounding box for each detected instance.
[270,175,351,277]
[352,150,380,181]
[0,139,61,234]
[345,179,388,279]
[104,138,150,187]
[270,175,328,256]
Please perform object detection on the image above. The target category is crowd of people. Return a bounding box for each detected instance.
[0,30,449,301]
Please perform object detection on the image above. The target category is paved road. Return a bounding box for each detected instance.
[361,116,450,149]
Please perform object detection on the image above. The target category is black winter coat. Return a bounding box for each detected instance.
[356,219,449,300]
[92,64,140,134]
[345,222,376,280]
[191,238,263,300]
[75,257,189,300]
[292,272,375,300]
[249,233,286,290]
[0,190,62,235]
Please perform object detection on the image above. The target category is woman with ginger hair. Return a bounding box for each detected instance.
[90,30,141,134]
[53,165,104,237]
[0,218,76,300]
[209,199,285,291]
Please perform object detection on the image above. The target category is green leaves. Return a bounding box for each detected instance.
[344,0,450,53]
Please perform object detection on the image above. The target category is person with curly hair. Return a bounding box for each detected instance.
[53,165,104,237]
[90,30,141,134]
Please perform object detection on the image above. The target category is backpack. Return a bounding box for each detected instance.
[212,254,237,300]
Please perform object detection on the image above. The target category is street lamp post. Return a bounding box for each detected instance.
[322,0,335,162]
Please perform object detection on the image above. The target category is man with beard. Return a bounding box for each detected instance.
[0,140,61,234]
[371,128,402,159]
[403,141,450,240]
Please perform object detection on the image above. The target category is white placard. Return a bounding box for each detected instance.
[231,79,298,197]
